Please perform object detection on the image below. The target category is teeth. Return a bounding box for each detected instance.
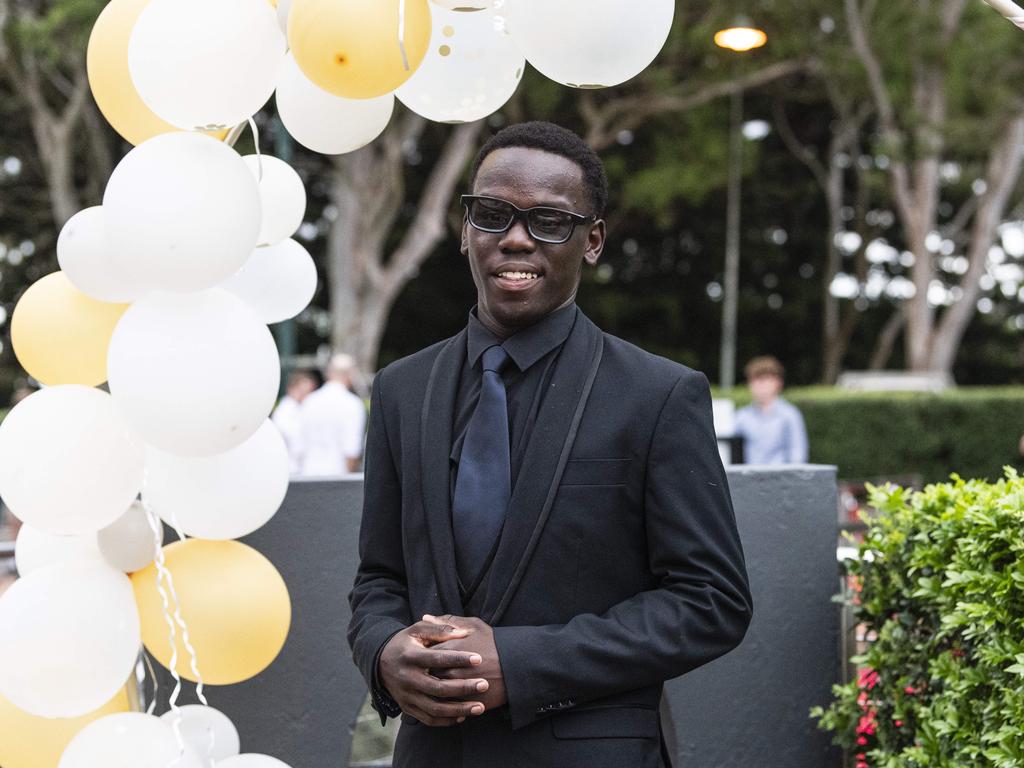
[499,271,539,280]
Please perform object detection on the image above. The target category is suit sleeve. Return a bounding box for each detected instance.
[347,371,410,722]
[493,370,753,730]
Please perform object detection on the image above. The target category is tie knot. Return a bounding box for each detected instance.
[482,344,511,374]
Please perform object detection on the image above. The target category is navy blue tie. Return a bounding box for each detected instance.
[452,344,512,590]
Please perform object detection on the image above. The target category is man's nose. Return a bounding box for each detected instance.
[498,215,535,251]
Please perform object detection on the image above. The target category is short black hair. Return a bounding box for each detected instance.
[468,121,608,217]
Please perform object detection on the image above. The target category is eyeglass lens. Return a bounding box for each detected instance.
[468,198,575,242]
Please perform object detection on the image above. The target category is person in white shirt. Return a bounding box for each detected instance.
[298,354,367,477]
[271,370,319,475]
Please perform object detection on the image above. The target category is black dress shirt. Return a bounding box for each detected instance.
[451,302,578,495]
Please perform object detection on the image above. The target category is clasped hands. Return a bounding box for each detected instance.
[378,614,507,727]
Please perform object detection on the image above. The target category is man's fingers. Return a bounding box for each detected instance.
[407,646,482,670]
[412,673,489,699]
[406,692,486,722]
[429,666,472,680]
[409,619,469,644]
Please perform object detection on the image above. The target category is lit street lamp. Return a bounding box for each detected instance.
[715,18,766,390]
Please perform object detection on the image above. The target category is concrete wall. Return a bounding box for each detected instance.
[152,466,840,768]
[666,465,841,768]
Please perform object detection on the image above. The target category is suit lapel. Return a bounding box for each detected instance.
[482,311,604,624]
[419,331,467,616]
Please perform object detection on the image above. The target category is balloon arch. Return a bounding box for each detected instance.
[0,1,675,766]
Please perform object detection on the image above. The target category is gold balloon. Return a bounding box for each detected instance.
[0,687,131,768]
[11,272,128,387]
[132,539,291,685]
[289,0,432,99]
[87,0,228,145]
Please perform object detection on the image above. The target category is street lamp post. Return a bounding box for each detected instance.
[714,20,766,390]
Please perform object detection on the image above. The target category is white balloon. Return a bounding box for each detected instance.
[97,500,160,573]
[221,239,317,324]
[0,562,140,718]
[276,53,394,155]
[161,705,241,766]
[128,0,285,130]
[242,155,307,246]
[276,0,291,36]
[15,524,107,577]
[430,0,494,9]
[60,713,204,768]
[0,386,144,535]
[397,6,523,123]
[505,0,675,88]
[107,289,280,456]
[57,207,148,303]
[219,755,293,768]
[144,420,289,540]
[104,131,262,293]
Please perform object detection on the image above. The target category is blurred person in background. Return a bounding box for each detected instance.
[299,354,367,477]
[734,356,808,465]
[272,369,320,475]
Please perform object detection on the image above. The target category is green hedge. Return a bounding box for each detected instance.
[718,387,1024,483]
[813,472,1024,767]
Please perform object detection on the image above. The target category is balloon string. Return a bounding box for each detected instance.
[141,481,210,710]
[161,511,208,707]
[143,650,159,716]
[141,488,188,756]
[398,0,410,71]
[248,116,264,183]
[493,0,508,34]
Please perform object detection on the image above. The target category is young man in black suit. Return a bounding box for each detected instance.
[348,122,752,768]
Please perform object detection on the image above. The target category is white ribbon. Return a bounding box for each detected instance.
[398,0,410,71]
[983,0,1024,28]
[141,471,211,763]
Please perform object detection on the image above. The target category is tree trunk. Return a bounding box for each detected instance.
[326,115,483,373]
[869,307,906,370]
[928,114,1024,374]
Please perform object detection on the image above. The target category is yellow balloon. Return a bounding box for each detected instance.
[0,687,131,768]
[289,0,432,99]
[11,272,128,387]
[87,0,228,145]
[132,539,291,685]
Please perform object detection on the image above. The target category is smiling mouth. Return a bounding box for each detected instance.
[496,270,541,281]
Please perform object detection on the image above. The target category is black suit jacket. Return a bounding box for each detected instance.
[348,308,752,768]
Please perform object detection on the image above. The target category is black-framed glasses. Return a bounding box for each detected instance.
[461,195,595,244]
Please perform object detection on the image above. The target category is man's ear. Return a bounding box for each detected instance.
[460,213,470,256]
[583,219,606,266]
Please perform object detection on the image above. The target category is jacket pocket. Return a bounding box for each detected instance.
[559,458,631,486]
[550,705,658,740]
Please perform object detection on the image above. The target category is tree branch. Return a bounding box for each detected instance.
[772,99,828,190]
[582,59,814,150]
[385,120,483,289]
[931,113,1024,367]
[844,0,916,222]
[869,305,906,370]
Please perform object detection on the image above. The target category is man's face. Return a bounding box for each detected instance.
[461,147,605,338]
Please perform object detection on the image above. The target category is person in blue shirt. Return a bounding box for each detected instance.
[734,356,808,465]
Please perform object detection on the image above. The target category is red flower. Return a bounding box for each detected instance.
[858,668,880,690]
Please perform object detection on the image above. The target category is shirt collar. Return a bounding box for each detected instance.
[466,303,578,373]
